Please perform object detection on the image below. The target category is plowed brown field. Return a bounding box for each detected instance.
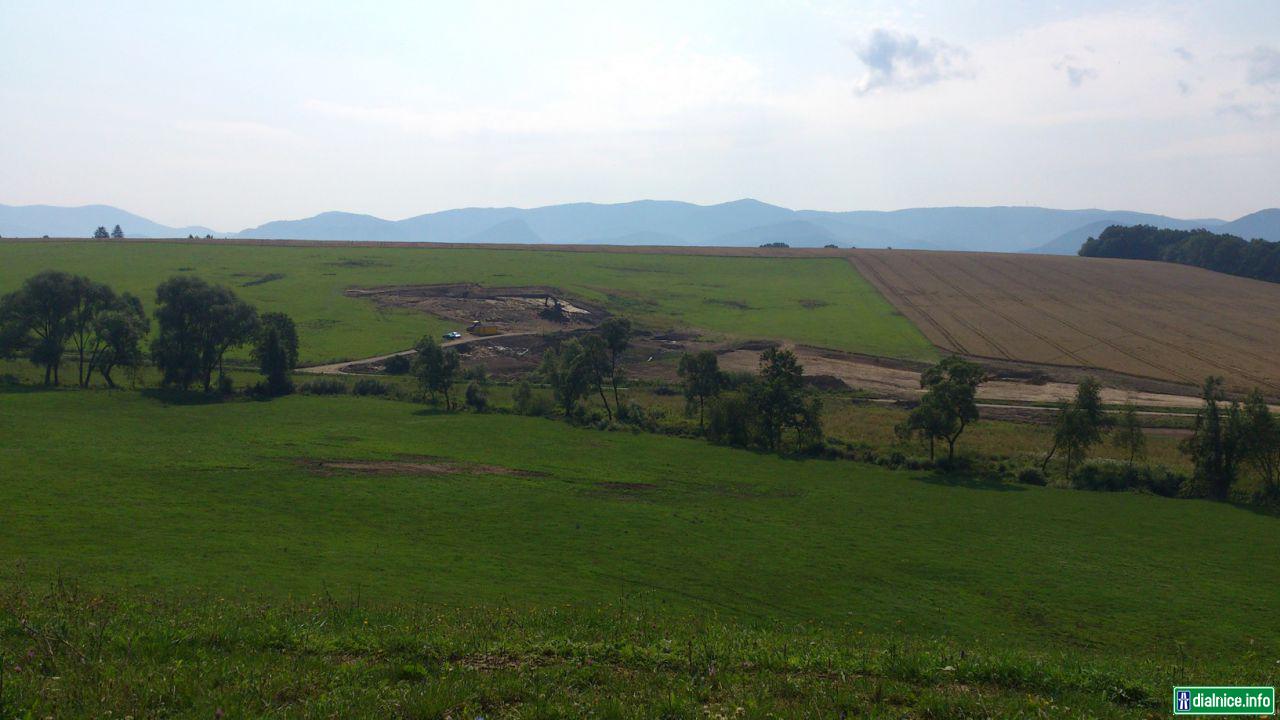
[849,250,1280,393]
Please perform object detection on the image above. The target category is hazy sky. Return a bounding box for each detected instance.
[2,1,1278,230]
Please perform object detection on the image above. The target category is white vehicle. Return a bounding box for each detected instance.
[443,331,463,340]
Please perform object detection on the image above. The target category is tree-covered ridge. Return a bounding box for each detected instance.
[1079,224,1280,283]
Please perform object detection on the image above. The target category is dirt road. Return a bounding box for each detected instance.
[298,332,534,375]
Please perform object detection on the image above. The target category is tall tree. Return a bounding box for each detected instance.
[677,350,721,431]
[918,356,985,462]
[93,226,110,239]
[899,393,951,461]
[1042,378,1110,478]
[1239,389,1280,500]
[87,293,148,388]
[540,339,591,418]
[0,271,79,384]
[111,224,124,239]
[151,277,258,391]
[255,312,299,371]
[412,335,461,410]
[1182,377,1245,500]
[580,333,613,421]
[65,277,117,387]
[754,347,806,451]
[1111,405,1147,467]
[599,317,632,409]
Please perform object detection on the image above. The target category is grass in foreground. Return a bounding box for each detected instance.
[5,581,1254,719]
[2,390,1277,664]
[0,241,936,364]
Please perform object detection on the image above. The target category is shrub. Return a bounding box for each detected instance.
[216,374,235,396]
[1071,460,1188,497]
[383,354,411,375]
[706,393,753,447]
[1017,467,1047,486]
[299,379,347,395]
[352,378,389,396]
[464,381,488,412]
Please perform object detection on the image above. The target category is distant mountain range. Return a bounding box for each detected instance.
[3,200,1278,254]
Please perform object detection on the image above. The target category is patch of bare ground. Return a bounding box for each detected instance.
[299,456,545,478]
[849,249,1280,395]
[345,283,606,335]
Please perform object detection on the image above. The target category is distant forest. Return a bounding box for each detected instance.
[1079,224,1280,283]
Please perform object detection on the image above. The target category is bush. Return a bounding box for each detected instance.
[216,374,234,396]
[706,393,753,447]
[352,378,389,396]
[383,354,411,375]
[299,379,347,395]
[1017,467,1047,486]
[1071,460,1187,497]
[464,381,488,412]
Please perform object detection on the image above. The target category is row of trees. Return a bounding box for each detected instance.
[93,225,125,239]
[1,271,299,395]
[1,271,149,387]
[1079,224,1280,284]
[1182,378,1280,501]
[1034,373,1279,502]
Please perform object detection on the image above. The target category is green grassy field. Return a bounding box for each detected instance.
[0,241,936,365]
[4,388,1277,716]
[3,390,1275,654]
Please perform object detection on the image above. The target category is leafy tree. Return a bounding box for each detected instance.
[65,277,117,387]
[111,224,124,239]
[151,276,259,392]
[513,379,535,415]
[0,271,80,384]
[1111,405,1147,467]
[87,294,148,388]
[539,339,591,418]
[754,347,808,451]
[580,334,614,421]
[255,312,299,371]
[677,350,722,431]
[1042,378,1110,478]
[1105,404,1146,466]
[898,393,951,461]
[1239,389,1280,500]
[465,381,488,412]
[253,325,293,397]
[918,356,985,462]
[599,317,632,409]
[412,335,461,410]
[93,226,110,239]
[1181,377,1245,500]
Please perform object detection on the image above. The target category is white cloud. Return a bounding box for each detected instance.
[850,28,972,95]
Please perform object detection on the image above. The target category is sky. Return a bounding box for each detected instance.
[1,0,1278,230]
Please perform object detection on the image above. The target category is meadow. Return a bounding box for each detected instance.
[3,386,1277,716]
[0,241,936,365]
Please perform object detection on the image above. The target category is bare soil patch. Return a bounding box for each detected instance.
[300,456,545,478]
[849,249,1280,395]
[346,283,606,335]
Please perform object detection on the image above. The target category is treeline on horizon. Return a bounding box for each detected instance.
[1079,224,1280,283]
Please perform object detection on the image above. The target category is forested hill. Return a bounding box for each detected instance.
[1079,224,1280,284]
